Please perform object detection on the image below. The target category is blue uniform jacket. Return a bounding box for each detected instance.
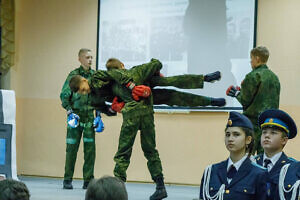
[199,157,267,200]
[255,152,297,200]
[279,162,300,200]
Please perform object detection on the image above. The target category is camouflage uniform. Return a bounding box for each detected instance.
[60,66,96,182]
[90,70,211,108]
[151,74,211,106]
[236,64,280,153]
[92,59,164,181]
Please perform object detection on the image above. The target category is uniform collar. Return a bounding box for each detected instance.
[263,151,282,166]
[253,64,268,70]
[227,155,248,172]
[79,65,91,72]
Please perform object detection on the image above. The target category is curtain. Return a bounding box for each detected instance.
[0,0,15,71]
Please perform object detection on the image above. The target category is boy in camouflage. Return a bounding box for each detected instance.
[60,48,103,190]
[70,62,226,111]
[226,46,280,154]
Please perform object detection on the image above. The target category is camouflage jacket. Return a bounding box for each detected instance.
[90,59,163,117]
[237,64,280,121]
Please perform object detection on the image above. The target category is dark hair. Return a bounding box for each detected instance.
[250,46,269,63]
[85,176,128,200]
[69,75,82,93]
[106,58,122,70]
[225,127,254,156]
[0,179,30,200]
[241,127,255,155]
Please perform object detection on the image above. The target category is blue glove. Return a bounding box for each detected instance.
[93,114,104,133]
[67,111,80,128]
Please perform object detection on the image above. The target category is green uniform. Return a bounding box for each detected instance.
[151,74,211,106]
[93,59,164,181]
[236,64,280,153]
[90,70,211,108]
[60,66,96,182]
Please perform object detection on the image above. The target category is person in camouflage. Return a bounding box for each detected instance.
[77,65,226,109]
[60,48,103,190]
[226,46,280,154]
[105,58,167,200]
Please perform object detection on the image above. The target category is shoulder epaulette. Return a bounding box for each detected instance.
[288,157,298,162]
[251,161,266,170]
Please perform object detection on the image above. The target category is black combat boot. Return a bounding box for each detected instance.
[63,180,73,189]
[150,177,168,200]
[82,180,90,189]
[204,71,221,82]
[211,98,226,107]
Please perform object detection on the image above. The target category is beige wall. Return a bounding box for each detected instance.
[2,0,300,185]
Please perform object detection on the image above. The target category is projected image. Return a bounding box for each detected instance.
[150,16,186,61]
[101,20,147,62]
[98,0,256,109]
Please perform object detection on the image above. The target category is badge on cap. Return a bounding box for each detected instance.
[227,120,232,126]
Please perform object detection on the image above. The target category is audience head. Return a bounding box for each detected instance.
[0,179,30,200]
[85,176,128,200]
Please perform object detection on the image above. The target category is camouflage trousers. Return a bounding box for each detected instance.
[151,74,211,107]
[64,116,95,182]
[114,113,163,182]
[153,89,211,107]
[150,74,204,89]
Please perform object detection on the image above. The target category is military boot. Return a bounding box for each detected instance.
[211,98,226,107]
[82,180,90,189]
[63,180,73,189]
[204,71,221,82]
[150,177,168,200]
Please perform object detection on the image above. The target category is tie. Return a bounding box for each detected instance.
[227,165,237,179]
[264,159,272,168]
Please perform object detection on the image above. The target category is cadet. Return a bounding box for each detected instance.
[60,48,104,190]
[278,162,300,200]
[199,111,267,200]
[104,58,167,200]
[226,46,280,153]
[69,62,226,110]
[255,109,298,200]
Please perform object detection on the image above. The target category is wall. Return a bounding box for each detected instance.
[2,0,300,185]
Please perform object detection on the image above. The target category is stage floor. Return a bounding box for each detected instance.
[20,176,199,200]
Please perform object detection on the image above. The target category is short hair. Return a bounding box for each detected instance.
[250,46,269,63]
[0,179,30,200]
[85,176,128,200]
[78,48,91,57]
[69,75,83,93]
[106,58,122,70]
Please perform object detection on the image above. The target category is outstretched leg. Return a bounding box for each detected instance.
[153,88,226,107]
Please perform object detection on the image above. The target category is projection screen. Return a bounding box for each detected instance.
[97,0,257,111]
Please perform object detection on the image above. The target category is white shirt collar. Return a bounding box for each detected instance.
[263,151,282,166]
[227,155,248,172]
